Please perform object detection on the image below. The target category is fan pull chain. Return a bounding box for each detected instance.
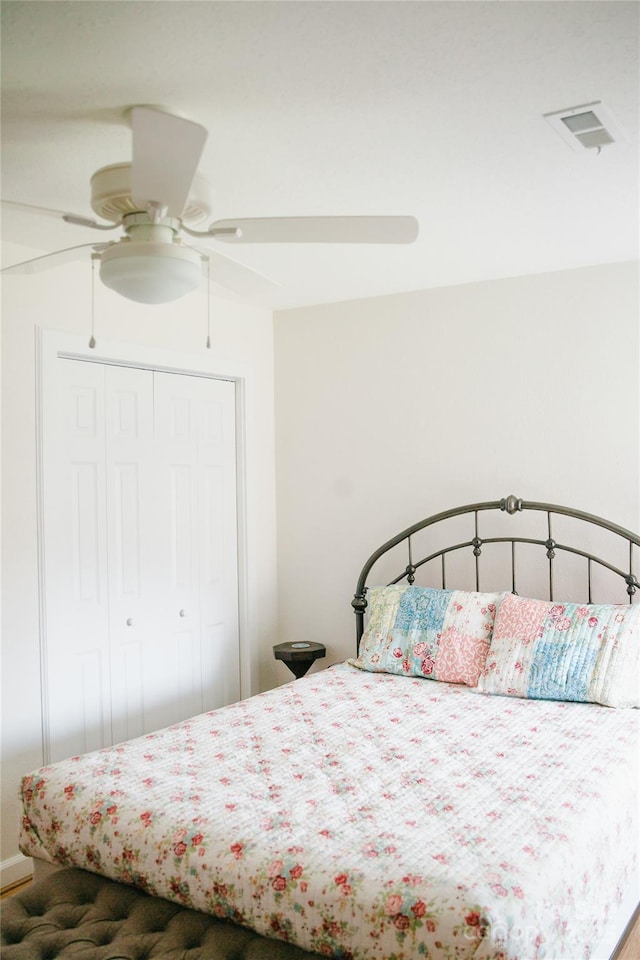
[88,255,97,349]
[205,258,211,349]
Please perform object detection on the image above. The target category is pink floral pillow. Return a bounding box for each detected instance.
[478,593,640,707]
[349,585,501,686]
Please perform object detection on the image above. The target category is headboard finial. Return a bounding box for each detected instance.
[352,594,368,613]
[501,495,523,515]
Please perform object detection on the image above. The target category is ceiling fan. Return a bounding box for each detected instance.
[1,106,419,305]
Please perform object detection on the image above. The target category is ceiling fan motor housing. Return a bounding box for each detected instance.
[90,163,214,226]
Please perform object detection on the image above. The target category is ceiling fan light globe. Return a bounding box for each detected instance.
[99,241,202,304]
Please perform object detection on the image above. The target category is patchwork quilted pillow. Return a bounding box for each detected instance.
[349,585,501,686]
[477,593,640,707]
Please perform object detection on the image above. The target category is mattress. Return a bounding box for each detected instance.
[19,662,639,960]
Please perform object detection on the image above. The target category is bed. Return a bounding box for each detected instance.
[18,495,640,959]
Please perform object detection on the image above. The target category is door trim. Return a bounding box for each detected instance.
[36,328,255,762]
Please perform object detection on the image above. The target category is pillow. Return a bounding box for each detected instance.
[477,593,640,707]
[349,585,501,686]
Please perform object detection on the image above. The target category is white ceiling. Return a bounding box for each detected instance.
[1,0,638,311]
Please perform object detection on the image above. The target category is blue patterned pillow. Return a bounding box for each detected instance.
[350,585,501,686]
[478,593,640,707]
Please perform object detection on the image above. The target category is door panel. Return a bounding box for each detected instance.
[116,637,145,743]
[198,390,240,708]
[154,373,240,715]
[45,360,111,762]
[105,365,158,745]
[70,463,102,602]
[112,463,142,597]
[169,464,196,589]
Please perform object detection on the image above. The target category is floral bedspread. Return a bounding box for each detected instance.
[20,662,639,959]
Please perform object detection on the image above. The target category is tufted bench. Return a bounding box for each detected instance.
[1,867,322,959]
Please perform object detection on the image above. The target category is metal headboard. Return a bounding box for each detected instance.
[352,495,640,653]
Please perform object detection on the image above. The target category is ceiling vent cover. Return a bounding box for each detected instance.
[544,101,627,153]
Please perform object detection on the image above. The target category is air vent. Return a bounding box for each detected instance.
[544,101,627,153]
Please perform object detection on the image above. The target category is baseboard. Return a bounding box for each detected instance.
[1,852,32,891]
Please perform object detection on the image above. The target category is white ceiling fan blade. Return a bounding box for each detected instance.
[1,199,117,231]
[131,106,208,219]
[1,243,109,274]
[208,216,419,244]
[1,198,73,221]
[188,244,281,298]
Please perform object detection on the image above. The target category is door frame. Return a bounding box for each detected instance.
[36,327,254,762]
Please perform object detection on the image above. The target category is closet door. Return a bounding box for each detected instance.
[104,364,161,745]
[43,359,240,763]
[44,359,112,763]
[153,372,240,718]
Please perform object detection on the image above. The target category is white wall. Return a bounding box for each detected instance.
[1,246,278,885]
[273,262,640,668]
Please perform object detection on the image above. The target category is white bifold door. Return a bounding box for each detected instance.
[42,359,240,763]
